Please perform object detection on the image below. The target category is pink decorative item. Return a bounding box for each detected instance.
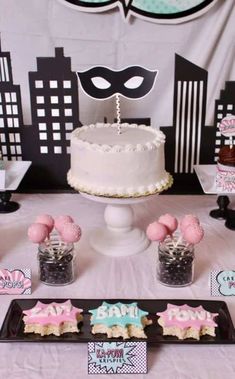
[35,214,54,233]
[183,223,204,245]
[54,215,74,233]
[61,223,82,243]
[0,269,31,295]
[180,214,200,233]
[146,221,168,242]
[27,223,49,243]
[158,213,178,234]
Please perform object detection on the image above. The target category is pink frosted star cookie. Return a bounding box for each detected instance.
[157,304,218,340]
[23,300,83,336]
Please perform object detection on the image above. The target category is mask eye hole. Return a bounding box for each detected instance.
[124,76,144,89]
[91,77,111,89]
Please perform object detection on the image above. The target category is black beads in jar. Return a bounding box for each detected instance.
[157,237,194,287]
[38,237,75,286]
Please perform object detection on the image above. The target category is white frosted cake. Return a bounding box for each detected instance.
[68,123,172,197]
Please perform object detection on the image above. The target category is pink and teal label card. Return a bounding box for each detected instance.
[88,341,147,374]
[0,269,31,295]
[211,270,235,296]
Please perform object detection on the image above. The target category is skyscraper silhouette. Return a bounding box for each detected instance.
[162,54,208,175]
[0,39,24,160]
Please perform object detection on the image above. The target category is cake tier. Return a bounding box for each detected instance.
[68,123,172,198]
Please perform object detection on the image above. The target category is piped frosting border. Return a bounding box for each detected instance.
[71,123,166,153]
[68,170,173,198]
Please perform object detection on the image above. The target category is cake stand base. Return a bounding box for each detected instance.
[0,191,20,213]
[80,193,154,257]
[194,165,235,231]
[90,227,149,257]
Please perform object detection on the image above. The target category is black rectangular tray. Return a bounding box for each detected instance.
[0,298,234,344]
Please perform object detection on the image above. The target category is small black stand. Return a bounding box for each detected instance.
[210,195,235,231]
[0,191,20,213]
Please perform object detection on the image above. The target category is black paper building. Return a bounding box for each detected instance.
[26,47,81,189]
[213,82,235,161]
[0,40,24,161]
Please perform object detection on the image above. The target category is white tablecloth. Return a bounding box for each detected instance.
[0,193,235,378]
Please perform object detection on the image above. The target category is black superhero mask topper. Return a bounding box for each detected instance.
[77,66,158,100]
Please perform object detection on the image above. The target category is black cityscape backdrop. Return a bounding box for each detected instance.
[0,38,234,193]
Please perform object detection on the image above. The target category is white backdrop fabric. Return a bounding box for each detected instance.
[0,0,234,130]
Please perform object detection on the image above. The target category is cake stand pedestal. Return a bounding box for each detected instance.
[194,165,235,230]
[80,192,156,257]
[0,160,31,213]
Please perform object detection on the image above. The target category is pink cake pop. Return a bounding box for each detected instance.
[54,215,74,233]
[180,214,200,233]
[35,214,54,233]
[158,214,178,234]
[28,223,49,244]
[183,223,204,245]
[61,223,82,243]
[146,221,168,242]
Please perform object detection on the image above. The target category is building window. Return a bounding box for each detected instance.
[7,118,13,127]
[36,96,45,104]
[65,109,72,116]
[64,95,72,104]
[51,109,59,117]
[13,118,19,127]
[53,133,61,140]
[216,131,221,137]
[0,105,3,114]
[10,146,16,154]
[217,104,223,110]
[50,80,58,88]
[40,146,48,154]
[16,146,22,155]
[0,134,6,143]
[63,80,71,88]
[227,104,233,110]
[65,133,71,140]
[37,109,45,117]
[0,93,1,102]
[215,140,220,145]
[12,105,18,115]
[39,123,47,131]
[217,113,223,119]
[35,80,43,88]
[50,96,59,104]
[65,122,73,130]
[39,133,47,140]
[54,146,62,154]
[0,118,4,128]
[15,134,21,143]
[9,133,15,143]
[2,146,7,155]
[5,93,11,102]
[52,122,60,130]
[6,105,12,114]
[11,93,17,102]
[66,146,71,154]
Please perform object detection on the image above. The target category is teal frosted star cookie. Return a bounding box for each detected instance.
[89,302,152,339]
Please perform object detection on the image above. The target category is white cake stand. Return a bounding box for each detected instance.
[80,192,158,257]
[194,164,235,230]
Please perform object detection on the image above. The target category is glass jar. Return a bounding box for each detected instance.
[157,237,194,287]
[38,237,75,286]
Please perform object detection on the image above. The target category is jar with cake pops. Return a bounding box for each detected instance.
[28,214,82,286]
[157,236,195,287]
[37,235,75,286]
[146,214,204,288]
